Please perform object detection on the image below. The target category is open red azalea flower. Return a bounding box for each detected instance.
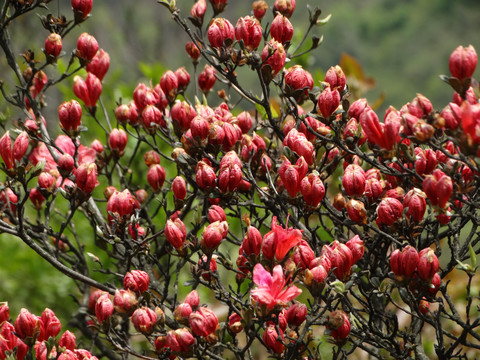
[251,264,302,309]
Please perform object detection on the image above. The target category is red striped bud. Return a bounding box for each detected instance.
[325,65,346,93]
[160,70,178,103]
[58,100,82,132]
[44,33,62,58]
[198,65,217,93]
[318,86,340,118]
[95,293,113,324]
[114,289,138,315]
[327,310,350,340]
[252,1,268,20]
[109,129,127,156]
[59,330,76,351]
[39,308,61,341]
[185,290,200,310]
[300,173,325,208]
[417,248,439,281]
[261,40,286,78]
[196,161,217,191]
[74,162,99,194]
[270,14,293,44]
[346,199,367,223]
[208,205,226,223]
[423,169,452,209]
[73,73,102,108]
[172,176,187,200]
[76,33,98,62]
[86,49,110,81]
[390,245,419,279]
[449,45,477,79]
[164,217,187,250]
[343,164,365,197]
[273,0,296,18]
[208,18,234,48]
[147,164,166,192]
[174,66,190,93]
[263,325,285,354]
[14,308,42,340]
[71,0,92,20]
[124,270,149,295]
[346,235,364,264]
[131,307,157,334]
[376,197,403,227]
[235,16,262,51]
[201,220,228,252]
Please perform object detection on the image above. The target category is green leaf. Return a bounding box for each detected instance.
[468,244,477,269]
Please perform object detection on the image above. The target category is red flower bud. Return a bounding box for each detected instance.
[318,86,340,118]
[423,169,453,209]
[235,16,263,51]
[109,129,127,156]
[417,248,439,281]
[174,67,190,94]
[71,0,93,19]
[228,313,243,334]
[252,1,268,20]
[160,70,178,103]
[95,292,114,324]
[13,131,29,163]
[185,290,200,310]
[106,189,139,224]
[76,33,98,62]
[237,111,253,134]
[348,98,369,119]
[449,45,477,79]
[0,131,14,170]
[403,188,427,222]
[86,49,110,81]
[201,220,228,252]
[390,245,419,279]
[208,205,226,223]
[218,152,243,193]
[208,18,234,48]
[209,0,227,14]
[44,33,62,58]
[39,308,61,341]
[74,162,99,194]
[325,65,346,93]
[291,240,315,270]
[171,101,196,134]
[330,241,354,280]
[270,14,293,44]
[185,41,201,61]
[263,325,285,354]
[346,235,364,264]
[342,164,366,197]
[133,83,159,111]
[0,302,9,324]
[90,139,104,154]
[73,73,102,108]
[58,100,82,132]
[147,164,166,192]
[240,225,262,256]
[131,307,157,334]
[124,270,149,295]
[327,310,350,340]
[285,65,313,101]
[419,298,429,315]
[114,289,138,315]
[174,303,193,325]
[346,199,367,223]
[273,0,296,18]
[300,173,325,208]
[428,272,441,294]
[172,176,187,200]
[189,307,218,337]
[261,40,286,78]
[196,161,217,191]
[14,308,42,340]
[164,217,187,250]
[376,197,403,227]
[198,65,217,94]
[165,328,195,354]
[59,330,76,351]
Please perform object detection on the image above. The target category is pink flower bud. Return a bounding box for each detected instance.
[190,115,210,140]
[423,169,452,209]
[403,188,427,222]
[228,313,243,334]
[300,173,325,208]
[376,197,403,227]
[291,240,315,270]
[86,49,110,81]
[71,0,93,19]
[270,14,293,44]
[348,98,369,119]
[189,307,218,337]
[330,241,354,280]
[174,303,193,324]
[0,131,13,170]
[185,290,200,310]
[95,293,113,324]
[208,205,226,223]
[198,65,217,94]
[240,225,262,256]
[44,33,62,58]
[191,0,207,23]
[59,330,76,351]
[58,100,82,132]
[185,41,201,61]
[417,248,439,281]
[74,162,99,194]
[218,152,243,193]
[286,303,307,328]
[171,101,196,134]
[15,308,42,340]
[90,139,104,154]
[325,65,346,93]
[164,217,187,250]
[165,328,195,354]
[449,45,477,79]
[108,129,127,156]
[12,131,29,162]
[263,325,285,354]
[196,161,217,191]
[261,40,286,78]
[124,270,149,295]
[359,108,384,148]
[114,289,138,315]
[273,0,296,18]
[235,16,263,51]
[76,33,98,62]
[39,308,61,341]
[133,83,159,111]
[172,176,187,200]
[237,111,253,134]
[131,307,157,334]
[253,1,268,20]
[106,189,139,224]
[201,220,228,252]
[73,73,102,108]
[342,164,366,197]
[160,70,178,103]
[174,67,190,93]
[318,86,340,118]
[327,310,350,340]
[0,302,9,324]
[147,164,166,192]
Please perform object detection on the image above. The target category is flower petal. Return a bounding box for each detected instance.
[252,263,272,288]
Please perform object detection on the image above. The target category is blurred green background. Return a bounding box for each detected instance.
[1,0,479,334]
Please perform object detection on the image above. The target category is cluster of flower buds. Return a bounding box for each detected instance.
[390,246,441,295]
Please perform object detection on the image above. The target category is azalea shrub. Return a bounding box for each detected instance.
[0,0,479,359]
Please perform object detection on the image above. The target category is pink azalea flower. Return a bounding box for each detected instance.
[263,216,303,261]
[251,264,302,309]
